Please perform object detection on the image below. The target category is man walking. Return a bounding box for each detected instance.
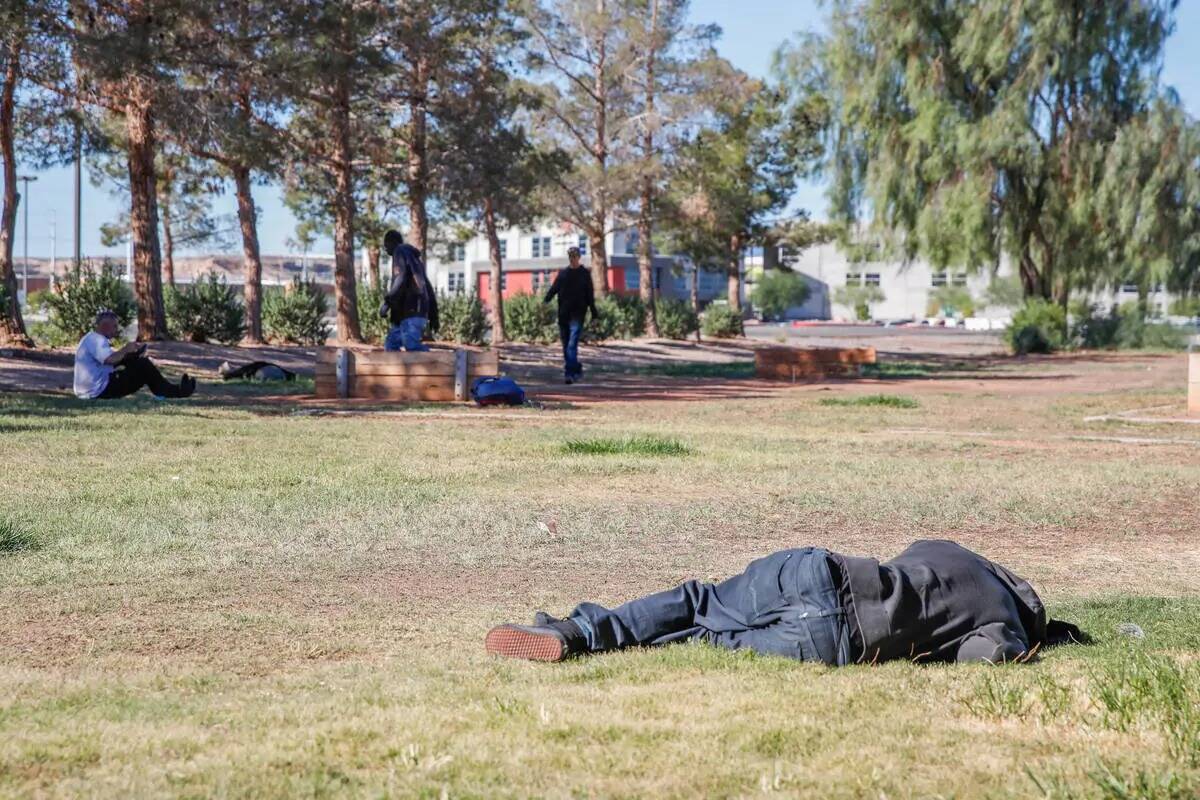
[380,230,439,351]
[73,310,196,400]
[486,539,1083,665]
[543,246,599,384]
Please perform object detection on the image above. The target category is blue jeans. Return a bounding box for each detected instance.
[568,548,853,665]
[559,318,583,379]
[385,316,429,351]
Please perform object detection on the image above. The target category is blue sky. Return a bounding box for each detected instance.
[16,0,1200,259]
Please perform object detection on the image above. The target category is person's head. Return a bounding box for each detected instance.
[93,310,119,339]
[567,246,582,268]
[383,230,404,257]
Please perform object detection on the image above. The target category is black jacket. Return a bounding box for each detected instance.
[836,540,1058,664]
[544,266,599,323]
[381,244,439,331]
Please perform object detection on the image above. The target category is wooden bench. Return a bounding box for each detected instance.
[314,347,500,401]
[755,346,877,382]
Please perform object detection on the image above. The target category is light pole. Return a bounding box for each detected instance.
[18,175,36,299]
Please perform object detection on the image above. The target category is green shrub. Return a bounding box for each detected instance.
[700,302,743,338]
[585,294,646,342]
[438,292,488,345]
[165,272,244,344]
[927,285,976,318]
[655,298,699,340]
[1169,296,1200,318]
[1005,299,1067,354]
[355,283,389,345]
[834,284,886,321]
[752,270,810,320]
[262,278,330,345]
[34,261,135,345]
[503,292,558,344]
[1073,303,1188,351]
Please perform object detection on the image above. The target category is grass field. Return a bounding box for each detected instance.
[1,351,1199,798]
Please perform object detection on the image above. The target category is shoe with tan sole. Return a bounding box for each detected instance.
[485,620,585,662]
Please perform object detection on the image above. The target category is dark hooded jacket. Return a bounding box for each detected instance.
[381,243,439,331]
[836,540,1058,664]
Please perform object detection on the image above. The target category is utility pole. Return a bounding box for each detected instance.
[18,175,37,299]
[49,213,56,290]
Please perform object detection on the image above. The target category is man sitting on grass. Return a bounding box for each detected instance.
[487,539,1083,665]
[73,310,196,400]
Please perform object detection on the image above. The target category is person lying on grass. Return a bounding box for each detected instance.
[73,310,196,401]
[487,539,1084,665]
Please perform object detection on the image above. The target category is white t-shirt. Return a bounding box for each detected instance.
[74,331,115,399]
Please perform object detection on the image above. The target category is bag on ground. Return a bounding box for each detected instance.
[471,376,526,406]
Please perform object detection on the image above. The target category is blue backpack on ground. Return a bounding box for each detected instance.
[471,376,526,406]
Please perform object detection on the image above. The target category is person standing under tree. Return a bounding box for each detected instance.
[380,230,440,351]
[543,246,599,384]
[73,310,196,400]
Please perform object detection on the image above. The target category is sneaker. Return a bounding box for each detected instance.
[533,611,564,626]
[179,374,197,398]
[485,619,586,662]
[564,377,574,385]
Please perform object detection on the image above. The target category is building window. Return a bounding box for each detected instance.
[447,272,465,293]
[452,243,466,262]
[864,273,881,287]
[1119,284,1138,293]
[532,269,553,291]
[577,235,588,256]
[531,236,551,258]
[624,232,638,255]
[498,239,508,259]
[952,272,968,287]
[846,272,863,285]
[931,271,948,287]
[500,273,507,291]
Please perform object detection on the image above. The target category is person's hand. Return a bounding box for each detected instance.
[120,341,144,357]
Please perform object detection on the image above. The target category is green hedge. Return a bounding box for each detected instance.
[656,299,699,340]
[165,272,244,344]
[1005,299,1067,354]
[262,279,330,345]
[439,292,488,345]
[32,261,135,346]
[503,292,558,344]
[700,303,744,338]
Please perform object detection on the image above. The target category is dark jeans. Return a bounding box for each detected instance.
[568,547,853,665]
[98,355,184,399]
[559,317,583,379]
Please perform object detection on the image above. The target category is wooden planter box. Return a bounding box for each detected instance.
[755,346,877,382]
[1189,352,1200,417]
[315,347,500,401]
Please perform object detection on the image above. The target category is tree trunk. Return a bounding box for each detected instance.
[590,0,610,296]
[233,164,263,344]
[727,233,742,312]
[160,201,175,287]
[367,246,381,291]
[690,265,700,343]
[407,56,430,257]
[483,196,505,345]
[327,68,362,343]
[637,0,660,337]
[124,93,168,341]
[0,38,30,346]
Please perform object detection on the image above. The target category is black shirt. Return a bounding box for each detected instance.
[544,266,599,323]
[381,244,439,331]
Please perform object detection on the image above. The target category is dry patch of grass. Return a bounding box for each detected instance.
[1,354,1198,798]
